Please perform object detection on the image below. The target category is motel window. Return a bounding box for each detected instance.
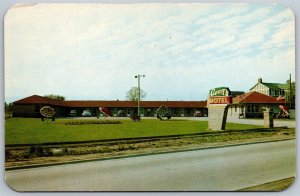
[140,108,144,115]
[181,108,185,116]
[187,108,191,114]
[146,108,152,116]
[173,109,178,115]
[113,108,117,115]
[154,108,158,116]
[127,108,131,116]
[252,105,259,113]
[35,105,40,112]
[247,105,251,113]
[271,89,275,96]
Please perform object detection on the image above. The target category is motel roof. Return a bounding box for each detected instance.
[13,95,207,108]
[233,91,286,104]
[13,95,67,106]
[249,82,288,91]
[65,100,207,108]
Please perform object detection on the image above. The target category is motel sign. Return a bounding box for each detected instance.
[208,87,232,130]
[208,87,232,105]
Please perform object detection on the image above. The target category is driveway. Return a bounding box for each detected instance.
[189,117,296,128]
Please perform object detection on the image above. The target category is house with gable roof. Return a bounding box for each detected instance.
[250,78,288,98]
[228,91,286,118]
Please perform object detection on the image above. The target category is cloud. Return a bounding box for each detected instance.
[4,3,295,102]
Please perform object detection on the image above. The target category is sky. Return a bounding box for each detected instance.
[4,3,295,103]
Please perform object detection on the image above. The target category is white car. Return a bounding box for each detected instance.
[69,110,76,117]
[82,110,92,117]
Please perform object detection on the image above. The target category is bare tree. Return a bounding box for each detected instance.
[126,87,146,101]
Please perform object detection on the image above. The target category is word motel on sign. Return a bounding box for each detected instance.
[209,96,232,104]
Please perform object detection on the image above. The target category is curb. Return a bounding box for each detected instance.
[5,138,295,171]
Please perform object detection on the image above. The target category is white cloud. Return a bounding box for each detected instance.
[4,3,295,102]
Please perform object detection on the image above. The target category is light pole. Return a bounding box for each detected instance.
[135,74,145,117]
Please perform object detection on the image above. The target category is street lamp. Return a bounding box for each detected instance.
[135,74,145,117]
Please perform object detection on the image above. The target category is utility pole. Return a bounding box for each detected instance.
[135,74,145,117]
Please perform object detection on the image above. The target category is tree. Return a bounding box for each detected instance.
[5,102,13,112]
[286,80,296,108]
[5,102,13,118]
[44,94,66,101]
[126,87,146,101]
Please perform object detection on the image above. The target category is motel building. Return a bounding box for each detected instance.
[12,93,289,119]
[226,77,294,118]
[11,81,291,119]
[12,95,208,118]
[227,91,286,118]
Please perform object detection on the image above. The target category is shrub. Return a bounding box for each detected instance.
[29,145,45,156]
[5,149,12,159]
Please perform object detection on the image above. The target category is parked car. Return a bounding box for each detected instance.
[194,111,203,117]
[69,110,76,117]
[117,110,126,117]
[82,110,92,117]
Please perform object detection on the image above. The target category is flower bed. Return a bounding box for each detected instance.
[64,120,121,125]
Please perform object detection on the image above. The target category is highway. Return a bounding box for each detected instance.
[6,139,295,191]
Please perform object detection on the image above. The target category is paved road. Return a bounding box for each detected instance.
[6,139,295,191]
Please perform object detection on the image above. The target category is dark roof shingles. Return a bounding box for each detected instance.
[13,95,66,106]
[233,91,285,104]
[65,100,207,108]
[14,95,207,108]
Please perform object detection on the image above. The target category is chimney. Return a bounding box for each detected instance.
[258,78,262,83]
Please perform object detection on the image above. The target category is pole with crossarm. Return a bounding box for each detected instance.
[135,74,145,117]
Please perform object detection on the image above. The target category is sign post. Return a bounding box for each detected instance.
[208,87,232,130]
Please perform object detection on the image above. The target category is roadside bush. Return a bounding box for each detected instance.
[64,120,121,125]
[13,151,31,161]
[5,149,12,159]
[5,112,13,119]
[28,146,69,157]
[29,145,45,156]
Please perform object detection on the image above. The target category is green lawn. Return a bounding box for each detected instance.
[5,118,262,145]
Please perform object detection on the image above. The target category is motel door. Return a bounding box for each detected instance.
[181,108,185,117]
[127,108,131,117]
[140,108,144,117]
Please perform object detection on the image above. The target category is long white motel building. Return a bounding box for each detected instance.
[12,95,208,118]
[11,76,293,119]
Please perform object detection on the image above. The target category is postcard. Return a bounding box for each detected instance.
[4,3,296,191]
